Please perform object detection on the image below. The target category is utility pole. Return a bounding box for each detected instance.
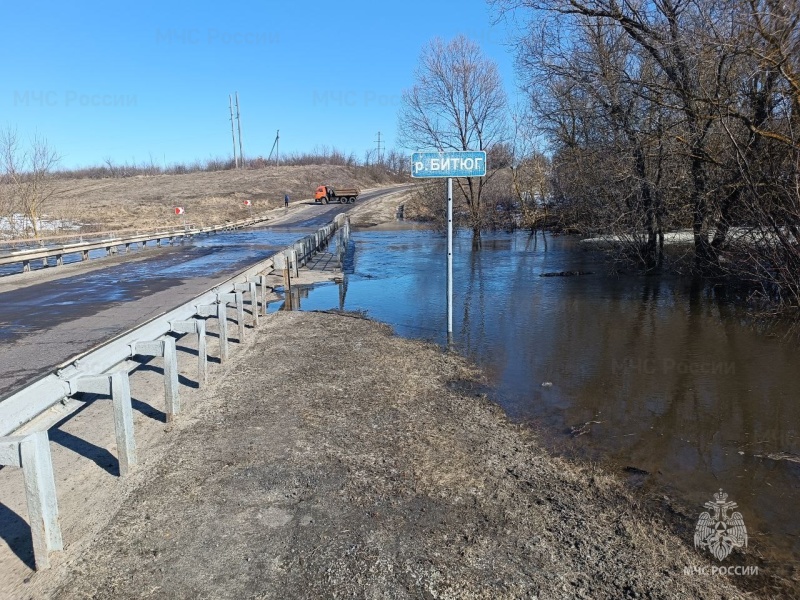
[235,92,244,168]
[374,131,383,164]
[268,130,280,167]
[229,95,237,169]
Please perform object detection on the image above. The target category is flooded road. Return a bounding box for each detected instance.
[0,228,301,399]
[0,189,399,396]
[292,229,800,579]
[0,230,300,344]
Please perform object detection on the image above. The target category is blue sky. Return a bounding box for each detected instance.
[1,0,519,170]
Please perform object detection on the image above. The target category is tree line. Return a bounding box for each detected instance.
[399,2,800,306]
[494,0,800,305]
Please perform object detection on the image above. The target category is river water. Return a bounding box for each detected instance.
[290,229,799,580]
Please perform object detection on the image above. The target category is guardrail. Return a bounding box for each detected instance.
[0,223,203,249]
[0,213,347,570]
[0,214,273,274]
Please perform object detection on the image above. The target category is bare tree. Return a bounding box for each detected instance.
[710,0,800,305]
[508,109,552,232]
[383,149,411,174]
[495,0,800,306]
[0,128,61,238]
[398,35,508,237]
[497,0,746,268]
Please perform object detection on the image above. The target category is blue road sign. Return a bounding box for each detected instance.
[411,151,487,178]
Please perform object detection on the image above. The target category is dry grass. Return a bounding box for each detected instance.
[40,165,405,233]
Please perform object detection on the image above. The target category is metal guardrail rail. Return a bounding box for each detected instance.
[0,213,347,570]
[0,223,202,249]
[0,214,273,273]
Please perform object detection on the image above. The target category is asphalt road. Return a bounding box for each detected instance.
[0,186,399,399]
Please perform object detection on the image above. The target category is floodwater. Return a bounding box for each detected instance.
[0,229,302,343]
[0,229,304,277]
[292,229,800,578]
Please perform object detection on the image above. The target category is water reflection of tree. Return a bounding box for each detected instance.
[554,273,799,565]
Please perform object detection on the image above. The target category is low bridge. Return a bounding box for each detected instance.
[0,214,351,570]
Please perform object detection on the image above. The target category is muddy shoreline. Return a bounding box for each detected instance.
[19,312,760,599]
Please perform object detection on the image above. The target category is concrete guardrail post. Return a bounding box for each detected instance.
[288,249,299,278]
[234,282,259,327]
[195,304,222,363]
[214,298,230,362]
[248,275,269,316]
[258,274,269,316]
[129,339,180,421]
[218,292,245,346]
[234,291,245,342]
[248,281,259,325]
[170,319,208,387]
[273,253,291,296]
[0,431,63,570]
[67,371,137,475]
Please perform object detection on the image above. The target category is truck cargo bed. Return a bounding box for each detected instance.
[332,188,359,196]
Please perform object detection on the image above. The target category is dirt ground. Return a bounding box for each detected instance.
[8,312,754,600]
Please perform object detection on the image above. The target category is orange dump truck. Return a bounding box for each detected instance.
[314,185,359,204]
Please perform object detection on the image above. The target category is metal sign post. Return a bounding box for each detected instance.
[447,177,453,338]
[411,151,487,340]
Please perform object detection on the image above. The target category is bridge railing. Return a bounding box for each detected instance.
[0,213,346,570]
[0,214,273,274]
[0,224,192,248]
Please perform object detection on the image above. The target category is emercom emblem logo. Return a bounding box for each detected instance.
[694,489,748,561]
